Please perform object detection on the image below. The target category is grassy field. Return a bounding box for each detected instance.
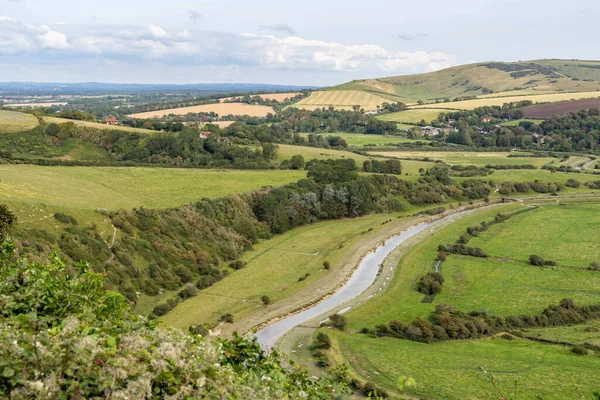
[0,110,39,133]
[297,132,423,147]
[377,109,445,124]
[330,60,600,103]
[410,91,600,110]
[334,332,600,400]
[327,201,600,398]
[0,165,305,210]
[469,203,600,268]
[522,321,600,346]
[43,116,157,134]
[366,150,556,167]
[295,90,389,111]
[499,118,544,126]
[127,103,275,119]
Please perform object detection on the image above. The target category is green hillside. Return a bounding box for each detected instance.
[326,59,600,105]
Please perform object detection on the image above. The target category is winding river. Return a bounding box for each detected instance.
[255,211,468,349]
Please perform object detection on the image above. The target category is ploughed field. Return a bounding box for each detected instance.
[326,201,600,399]
[523,97,600,118]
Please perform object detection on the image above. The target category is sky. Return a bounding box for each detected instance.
[1,0,599,86]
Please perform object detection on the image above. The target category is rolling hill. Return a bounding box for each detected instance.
[294,59,600,111]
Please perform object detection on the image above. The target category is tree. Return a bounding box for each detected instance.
[290,154,305,170]
[261,295,271,305]
[262,142,279,161]
[45,123,60,137]
[529,254,545,266]
[0,204,15,241]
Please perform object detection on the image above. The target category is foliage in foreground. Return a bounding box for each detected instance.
[0,242,348,399]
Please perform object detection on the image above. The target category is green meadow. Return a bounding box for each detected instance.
[328,201,600,398]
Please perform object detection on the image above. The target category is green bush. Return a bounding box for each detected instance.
[572,346,588,355]
[529,254,545,266]
[416,272,445,295]
[261,295,271,305]
[53,212,78,225]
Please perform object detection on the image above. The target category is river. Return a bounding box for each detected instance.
[255,211,467,349]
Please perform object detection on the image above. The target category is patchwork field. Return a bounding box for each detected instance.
[0,110,39,133]
[411,91,600,110]
[0,165,306,210]
[127,103,275,119]
[327,201,600,398]
[295,90,390,111]
[43,116,157,134]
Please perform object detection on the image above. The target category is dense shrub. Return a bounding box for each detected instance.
[329,313,348,331]
[416,272,445,295]
[0,245,349,398]
[178,283,198,299]
[53,212,78,225]
[323,261,331,270]
[313,332,332,349]
[572,346,588,355]
[529,254,545,266]
[261,295,271,305]
[565,179,582,188]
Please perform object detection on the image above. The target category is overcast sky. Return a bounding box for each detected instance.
[1,0,598,85]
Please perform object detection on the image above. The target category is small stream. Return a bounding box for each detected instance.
[255,211,467,349]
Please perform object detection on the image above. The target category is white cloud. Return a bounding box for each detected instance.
[0,16,16,22]
[36,25,70,49]
[148,24,167,39]
[239,33,456,73]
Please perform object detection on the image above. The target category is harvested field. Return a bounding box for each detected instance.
[522,97,600,118]
[43,117,157,134]
[222,92,300,102]
[5,102,68,108]
[200,121,235,129]
[0,110,39,133]
[295,90,389,111]
[127,103,275,119]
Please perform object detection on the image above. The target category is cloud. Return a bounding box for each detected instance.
[0,16,16,22]
[0,18,456,77]
[398,33,428,41]
[239,33,456,73]
[148,24,167,39]
[261,23,296,35]
[36,25,70,49]
[188,10,202,24]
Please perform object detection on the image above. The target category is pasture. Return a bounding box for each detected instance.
[468,203,600,268]
[127,103,275,119]
[377,109,445,124]
[366,150,555,167]
[43,116,157,134]
[329,201,600,398]
[0,165,306,210]
[297,132,422,147]
[334,332,600,400]
[295,90,388,111]
[410,91,600,110]
[0,110,39,133]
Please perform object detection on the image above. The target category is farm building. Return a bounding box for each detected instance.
[105,116,118,125]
